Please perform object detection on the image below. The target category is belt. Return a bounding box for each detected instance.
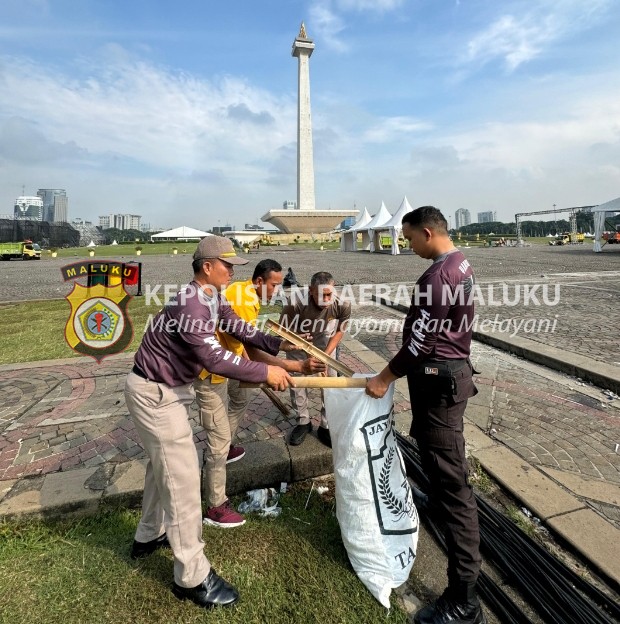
[132,365,149,380]
[412,359,468,377]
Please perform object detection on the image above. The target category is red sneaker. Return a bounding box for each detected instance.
[204,500,246,528]
[226,445,246,464]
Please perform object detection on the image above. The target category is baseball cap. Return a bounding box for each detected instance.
[193,235,248,265]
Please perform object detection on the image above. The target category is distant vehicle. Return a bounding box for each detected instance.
[603,230,620,244]
[380,235,406,249]
[0,240,42,260]
[549,233,569,246]
[548,232,584,246]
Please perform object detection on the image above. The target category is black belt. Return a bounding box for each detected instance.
[412,359,468,377]
[132,365,149,380]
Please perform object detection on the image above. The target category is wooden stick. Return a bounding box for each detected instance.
[241,347,290,416]
[262,386,290,415]
[240,376,368,389]
[266,319,355,378]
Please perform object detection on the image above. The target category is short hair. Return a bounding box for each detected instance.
[310,271,334,288]
[192,257,210,274]
[252,259,282,281]
[402,206,448,234]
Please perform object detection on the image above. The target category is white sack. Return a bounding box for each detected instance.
[325,376,419,608]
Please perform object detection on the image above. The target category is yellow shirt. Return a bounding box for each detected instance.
[201,279,260,383]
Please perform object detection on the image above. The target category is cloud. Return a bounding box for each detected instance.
[309,4,349,52]
[335,0,405,11]
[309,0,406,51]
[0,55,294,173]
[225,103,274,125]
[363,117,432,143]
[465,0,613,71]
[0,116,88,164]
[467,15,549,71]
[410,145,463,171]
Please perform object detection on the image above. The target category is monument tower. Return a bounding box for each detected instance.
[261,23,357,234]
[293,22,315,212]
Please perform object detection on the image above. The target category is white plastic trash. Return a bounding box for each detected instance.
[237,488,282,517]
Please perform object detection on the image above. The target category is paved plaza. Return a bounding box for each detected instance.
[0,244,619,588]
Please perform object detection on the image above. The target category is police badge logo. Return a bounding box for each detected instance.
[65,283,133,362]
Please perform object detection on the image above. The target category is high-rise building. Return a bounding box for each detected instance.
[340,216,356,230]
[478,211,497,223]
[455,208,471,229]
[37,189,68,222]
[98,213,141,230]
[14,196,44,220]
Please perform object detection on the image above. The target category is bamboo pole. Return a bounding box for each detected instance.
[240,376,368,390]
[241,347,290,415]
[266,319,355,377]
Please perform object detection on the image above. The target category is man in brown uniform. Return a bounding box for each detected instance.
[281,271,351,447]
[366,207,485,624]
[125,236,295,610]
[195,259,324,528]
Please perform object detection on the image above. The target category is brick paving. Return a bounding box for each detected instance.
[1,247,619,533]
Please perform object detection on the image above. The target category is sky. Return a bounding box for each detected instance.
[0,0,619,231]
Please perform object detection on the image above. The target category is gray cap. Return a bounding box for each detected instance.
[193,235,248,265]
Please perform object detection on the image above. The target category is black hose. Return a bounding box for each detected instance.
[396,432,620,624]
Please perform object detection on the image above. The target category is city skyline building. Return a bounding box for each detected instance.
[99,213,142,230]
[37,189,68,223]
[478,210,497,223]
[14,196,44,220]
[455,208,471,229]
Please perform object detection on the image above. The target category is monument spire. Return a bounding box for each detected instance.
[259,24,358,233]
[292,21,315,211]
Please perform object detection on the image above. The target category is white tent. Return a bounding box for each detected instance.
[87,240,97,247]
[591,197,620,252]
[371,196,413,255]
[340,207,372,251]
[150,226,211,242]
[358,202,392,252]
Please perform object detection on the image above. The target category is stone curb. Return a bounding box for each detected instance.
[466,422,620,588]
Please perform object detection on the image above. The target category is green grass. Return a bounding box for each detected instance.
[0,299,283,366]
[468,458,495,495]
[0,298,157,365]
[43,243,192,259]
[0,483,407,624]
[40,240,343,259]
[505,504,537,538]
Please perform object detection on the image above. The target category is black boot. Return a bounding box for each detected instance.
[414,581,486,624]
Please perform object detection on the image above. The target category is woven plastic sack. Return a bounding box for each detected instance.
[324,375,419,608]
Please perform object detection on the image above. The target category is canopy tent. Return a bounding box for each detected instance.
[591,197,620,252]
[340,207,372,251]
[150,226,211,242]
[358,202,392,252]
[370,195,413,255]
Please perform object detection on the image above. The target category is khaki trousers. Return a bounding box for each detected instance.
[124,372,210,588]
[194,376,255,508]
[288,364,337,428]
